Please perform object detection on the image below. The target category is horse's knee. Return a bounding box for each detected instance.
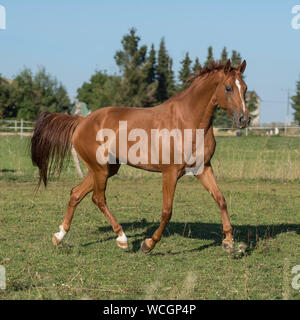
[92,194,100,206]
[69,188,81,207]
[92,194,106,211]
[162,207,172,223]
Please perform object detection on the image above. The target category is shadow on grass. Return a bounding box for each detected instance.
[81,219,300,256]
[0,169,16,173]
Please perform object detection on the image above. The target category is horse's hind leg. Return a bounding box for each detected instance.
[92,165,128,249]
[52,173,93,245]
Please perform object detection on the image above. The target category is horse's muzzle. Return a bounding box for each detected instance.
[234,113,251,129]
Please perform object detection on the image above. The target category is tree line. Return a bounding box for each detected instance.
[0,68,70,120]
[77,28,259,127]
[292,79,300,124]
[0,28,263,126]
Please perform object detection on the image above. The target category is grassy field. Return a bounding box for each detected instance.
[0,135,300,300]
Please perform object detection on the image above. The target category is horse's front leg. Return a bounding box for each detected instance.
[195,164,234,253]
[141,169,178,253]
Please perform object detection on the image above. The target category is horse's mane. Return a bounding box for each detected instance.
[187,60,237,84]
[166,60,237,103]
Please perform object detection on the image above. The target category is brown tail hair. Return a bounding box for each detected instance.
[31,111,82,188]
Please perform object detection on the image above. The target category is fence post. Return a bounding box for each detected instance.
[20,119,23,138]
[71,147,84,178]
[246,127,248,136]
[14,120,17,132]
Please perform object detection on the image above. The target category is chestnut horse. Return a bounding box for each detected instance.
[31,59,250,254]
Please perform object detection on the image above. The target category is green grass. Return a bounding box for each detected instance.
[0,135,300,300]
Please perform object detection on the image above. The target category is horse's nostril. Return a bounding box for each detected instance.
[237,114,250,128]
[235,113,249,128]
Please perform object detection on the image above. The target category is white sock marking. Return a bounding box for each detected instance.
[117,232,127,243]
[54,225,67,241]
[235,79,246,112]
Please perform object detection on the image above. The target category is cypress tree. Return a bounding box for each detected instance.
[246,91,259,123]
[178,52,192,89]
[205,46,214,66]
[142,43,158,107]
[231,50,242,67]
[144,43,156,85]
[156,38,170,103]
[193,57,201,73]
[291,78,300,123]
[114,28,149,108]
[167,58,176,98]
[221,47,228,64]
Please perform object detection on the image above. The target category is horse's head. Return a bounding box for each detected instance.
[215,59,250,128]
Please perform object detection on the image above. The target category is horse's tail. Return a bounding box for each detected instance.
[31,111,83,188]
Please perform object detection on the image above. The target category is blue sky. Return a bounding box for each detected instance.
[0,0,299,123]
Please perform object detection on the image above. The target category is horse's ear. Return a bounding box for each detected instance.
[238,60,247,74]
[224,59,231,74]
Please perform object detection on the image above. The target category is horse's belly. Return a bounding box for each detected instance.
[126,162,163,173]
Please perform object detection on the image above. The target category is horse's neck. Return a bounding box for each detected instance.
[177,74,219,131]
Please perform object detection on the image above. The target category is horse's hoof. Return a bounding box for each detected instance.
[116,232,129,250]
[52,234,61,246]
[52,225,67,246]
[116,240,129,250]
[222,240,235,254]
[141,240,152,254]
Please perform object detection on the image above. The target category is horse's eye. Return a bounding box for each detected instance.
[225,86,233,92]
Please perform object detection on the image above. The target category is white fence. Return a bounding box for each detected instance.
[0,119,35,137]
[1,119,300,137]
[214,126,300,136]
